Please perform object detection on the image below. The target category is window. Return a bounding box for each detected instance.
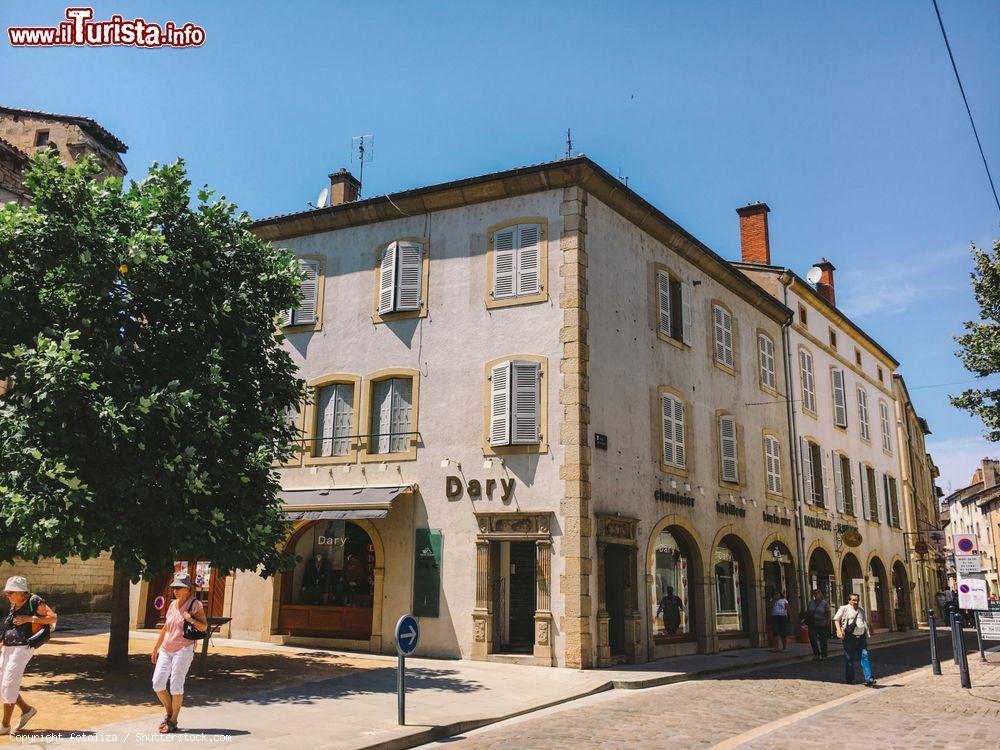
[489,360,541,447]
[884,474,900,528]
[855,348,862,367]
[368,377,413,455]
[799,349,816,413]
[713,304,734,369]
[488,221,546,307]
[877,366,884,383]
[281,257,322,329]
[829,328,838,350]
[831,368,848,427]
[287,521,375,609]
[314,382,355,457]
[758,333,776,390]
[651,530,690,637]
[833,452,855,515]
[719,415,739,483]
[714,542,743,633]
[800,438,825,507]
[857,388,871,441]
[879,401,892,453]
[798,303,808,327]
[376,240,426,317]
[764,435,782,495]
[656,269,692,344]
[864,465,880,522]
[34,130,49,147]
[660,391,686,470]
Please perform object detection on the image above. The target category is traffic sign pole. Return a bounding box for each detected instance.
[975,612,987,663]
[394,614,420,727]
[397,653,405,725]
[928,610,941,675]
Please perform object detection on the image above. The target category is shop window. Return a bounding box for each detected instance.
[651,530,690,637]
[713,542,742,633]
[289,521,375,607]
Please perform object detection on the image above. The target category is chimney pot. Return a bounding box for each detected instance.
[736,202,771,265]
[814,258,836,307]
[328,168,361,205]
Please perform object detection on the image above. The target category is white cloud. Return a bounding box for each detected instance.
[926,434,1000,496]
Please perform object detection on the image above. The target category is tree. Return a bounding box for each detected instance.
[0,152,303,668]
[953,239,1000,442]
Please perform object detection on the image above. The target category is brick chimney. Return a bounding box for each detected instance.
[328,168,361,205]
[814,258,836,306]
[736,202,771,265]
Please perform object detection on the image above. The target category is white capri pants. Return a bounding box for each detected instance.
[1,645,33,704]
[152,645,196,696]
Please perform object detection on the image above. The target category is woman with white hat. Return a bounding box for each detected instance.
[2,575,57,735]
[151,572,208,734]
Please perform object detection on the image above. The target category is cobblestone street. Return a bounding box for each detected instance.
[422,637,999,750]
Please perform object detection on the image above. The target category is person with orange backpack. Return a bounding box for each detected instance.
[1,576,57,735]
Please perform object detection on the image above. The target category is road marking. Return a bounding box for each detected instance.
[709,665,929,749]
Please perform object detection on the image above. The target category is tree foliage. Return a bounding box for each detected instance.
[0,152,302,595]
[953,239,1000,442]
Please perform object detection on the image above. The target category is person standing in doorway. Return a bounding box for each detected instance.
[769,590,790,652]
[2,576,57,735]
[805,588,831,660]
[834,592,876,687]
[151,573,208,734]
[656,586,684,635]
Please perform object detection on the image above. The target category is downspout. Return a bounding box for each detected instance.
[780,273,810,609]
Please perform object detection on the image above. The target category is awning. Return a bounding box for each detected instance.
[280,485,410,521]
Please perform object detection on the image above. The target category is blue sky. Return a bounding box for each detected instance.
[3,1,999,493]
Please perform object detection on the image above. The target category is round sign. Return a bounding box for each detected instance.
[914,540,929,555]
[153,595,166,611]
[958,538,975,553]
[842,530,863,548]
[395,614,420,656]
[960,584,971,594]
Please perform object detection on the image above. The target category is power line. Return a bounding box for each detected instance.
[932,0,1000,218]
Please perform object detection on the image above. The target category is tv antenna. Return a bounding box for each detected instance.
[565,128,573,160]
[351,135,374,198]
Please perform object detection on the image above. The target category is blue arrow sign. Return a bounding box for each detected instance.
[395,614,419,655]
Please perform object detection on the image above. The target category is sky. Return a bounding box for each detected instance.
[3,1,999,494]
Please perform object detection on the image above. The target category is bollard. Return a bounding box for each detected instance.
[975,612,987,663]
[951,612,961,665]
[928,610,941,675]
[956,617,973,689]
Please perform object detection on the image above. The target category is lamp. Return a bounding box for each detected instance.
[670,479,678,489]
[379,462,388,473]
[341,465,351,474]
[684,482,691,492]
[440,458,461,470]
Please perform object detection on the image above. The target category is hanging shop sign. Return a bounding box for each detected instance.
[654,488,695,507]
[412,528,442,618]
[446,476,515,503]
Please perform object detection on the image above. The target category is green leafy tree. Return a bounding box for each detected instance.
[954,239,1000,442]
[0,152,302,668]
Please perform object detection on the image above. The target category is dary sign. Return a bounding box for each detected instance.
[446,475,515,503]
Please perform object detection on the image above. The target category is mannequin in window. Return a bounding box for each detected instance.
[343,554,365,606]
[301,554,330,605]
[656,586,684,635]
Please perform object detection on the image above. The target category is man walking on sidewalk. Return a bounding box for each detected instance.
[834,593,876,687]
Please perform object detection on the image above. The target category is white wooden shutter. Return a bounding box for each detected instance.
[395,242,423,311]
[681,281,693,345]
[714,306,734,367]
[871,469,881,522]
[882,473,891,525]
[492,227,516,299]
[511,361,540,444]
[818,446,829,508]
[833,450,845,513]
[372,379,392,454]
[858,388,870,441]
[880,402,892,452]
[332,384,353,456]
[516,224,541,296]
[719,416,738,483]
[378,243,397,315]
[490,362,511,446]
[859,462,871,520]
[800,350,815,412]
[832,369,848,427]
[657,271,672,338]
[661,394,685,469]
[278,309,291,328]
[317,385,336,457]
[295,259,319,324]
[388,378,412,453]
[849,461,860,517]
[765,436,781,495]
[759,334,776,390]
[800,437,814,505]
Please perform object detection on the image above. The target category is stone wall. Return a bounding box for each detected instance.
[0,553,114,613]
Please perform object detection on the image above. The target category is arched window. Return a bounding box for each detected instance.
[651,530,690,637]
[714,541,743,633]
[287,521,375,608]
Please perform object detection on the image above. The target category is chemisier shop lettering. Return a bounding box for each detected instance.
[653,488,696,507]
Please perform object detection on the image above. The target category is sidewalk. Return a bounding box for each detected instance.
[27,628,929,750]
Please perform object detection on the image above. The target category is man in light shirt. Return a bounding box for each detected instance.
[834,592,876,687]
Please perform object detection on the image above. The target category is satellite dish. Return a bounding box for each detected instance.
[806,266,823,284]
[316,187,329,209]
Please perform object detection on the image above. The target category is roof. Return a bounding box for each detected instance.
[732,261,900,368]
[253,156,792,325]
[0,105,127,154]
[0,135,27,163]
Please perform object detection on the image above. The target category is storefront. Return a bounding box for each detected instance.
[762,540,797,619]
[712,534,757,648]
[595,514,641,666]
[648,522,703,659]
[808,546,837,602]
[143,560,227,628]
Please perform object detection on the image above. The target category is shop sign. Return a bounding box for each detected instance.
[978,601,1000,641]
[413,528,442,618]
[446,475,515,503]
[654,488,695,507]
[804,515,832,531]
[762,510,791,526]
[716,501,746,518]
[928,529,946,552]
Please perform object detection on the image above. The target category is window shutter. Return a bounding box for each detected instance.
[858,388,870,441]
[511,361,540,444]
[333,384,353,456]
[719,416,738,483]
[681,282,693,344]
[818,447,828,508]
[832,450,845,513]
[492,227,516,299]
[870,469,881,522]
[759,334,776,390]
[714,306,733,367]
[673,397,686,468]
[765,436,781,495]
[848,461,859,517]
[880,402,892,452]
[277,309,291,328]
[661,394,685,469]
[832,369,848,427]
[490,362,511,446]
[389,378,413,454]
[395,242,423,311]
[800,437,814,505]
[296,259,320,324]
[657,271,672,338]
[317,385,336,457]
[516,224,541,296]
[378,243,397,315]
[882,473,891,525]
[859,462,871,520]
[373,380,393,454]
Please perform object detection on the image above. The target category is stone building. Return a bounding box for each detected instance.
[943,460,1000,597]
[0,136,28,205]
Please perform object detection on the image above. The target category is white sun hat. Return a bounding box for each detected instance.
[4,576,29,593]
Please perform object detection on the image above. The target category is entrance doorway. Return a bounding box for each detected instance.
[143,560,226,628]
[604,544,628,657]
[492,540,537,653]
[808,547,836,603]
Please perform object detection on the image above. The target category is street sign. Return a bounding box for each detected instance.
[978,602,1000,641]
[956,556,982,575]
[954,534,979,556]
[928,529,946,552]
[395,614,420,655]
[957,574,989,610]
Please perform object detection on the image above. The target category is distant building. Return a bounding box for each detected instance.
[943,460,1000,597]
[0,136,28,204]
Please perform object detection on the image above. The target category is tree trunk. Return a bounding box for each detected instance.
[105,561,131,670]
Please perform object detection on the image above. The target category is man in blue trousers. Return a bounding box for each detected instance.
[834,592,876,687]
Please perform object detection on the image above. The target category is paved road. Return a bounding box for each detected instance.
[422,635,999,749]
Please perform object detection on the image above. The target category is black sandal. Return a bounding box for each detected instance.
[158,716,175,734]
